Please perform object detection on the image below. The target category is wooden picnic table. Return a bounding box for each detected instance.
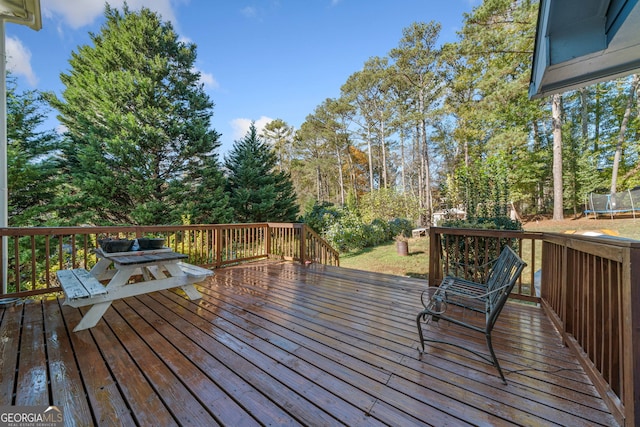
[57,248,213,331]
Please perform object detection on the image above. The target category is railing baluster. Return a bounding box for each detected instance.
[30,235,36,290]
[14,237,20,292]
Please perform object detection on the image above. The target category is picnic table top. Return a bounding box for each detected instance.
[94,248,188,266]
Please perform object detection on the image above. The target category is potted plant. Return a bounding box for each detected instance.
[137,234,166,250]
[98,237,134,253]
[395,234,409,256]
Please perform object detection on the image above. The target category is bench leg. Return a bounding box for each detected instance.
[416,311,429,352]
[486,333,507,385]
[73,302,112,332]
[163,263,203,300]
[180,284,202,300]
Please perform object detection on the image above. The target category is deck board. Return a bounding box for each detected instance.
[0,261,619,426]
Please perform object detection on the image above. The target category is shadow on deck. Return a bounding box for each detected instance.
[0,261,618,426]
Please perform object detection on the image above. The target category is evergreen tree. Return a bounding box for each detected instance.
[45,5,227,225]
[7,78,61,226]
[225,123,299,222]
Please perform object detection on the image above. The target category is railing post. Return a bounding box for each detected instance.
[429,227,442,286]
[265,224,271,259]
[623,244,640,426]
[561,238,570,338]
[215,227,222,267]
[0,231,4,293]
[299,224,306,265]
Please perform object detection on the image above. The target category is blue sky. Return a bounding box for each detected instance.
[5,0,479,155]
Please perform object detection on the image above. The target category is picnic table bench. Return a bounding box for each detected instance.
[57,248,213,332]
[416,246,526,383]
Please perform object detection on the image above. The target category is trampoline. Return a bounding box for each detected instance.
[584,189,640,219]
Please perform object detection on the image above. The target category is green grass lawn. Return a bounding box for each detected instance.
[338,215,640,278]
[339,237,430,279]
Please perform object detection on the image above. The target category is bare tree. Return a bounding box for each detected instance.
[610,74,639,194]
[552,93,563,221]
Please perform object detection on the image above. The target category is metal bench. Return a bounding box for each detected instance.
[416,246,526,384]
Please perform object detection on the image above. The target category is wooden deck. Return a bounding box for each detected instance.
[0,261,618,426]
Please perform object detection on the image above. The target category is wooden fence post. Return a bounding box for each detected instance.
[623,244,640,426]
[215,227,222,267]
[299,224,306,265]
[429,228,442,286]
[265,224,271,259]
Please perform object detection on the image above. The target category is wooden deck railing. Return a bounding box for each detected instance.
[428,227,543,302]
[429,226,640,426]
[0,223,338,299]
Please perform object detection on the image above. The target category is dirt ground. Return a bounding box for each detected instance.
[520,213,640,240]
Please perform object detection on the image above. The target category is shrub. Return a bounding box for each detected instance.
[388,217,414,239]
[300,201,342,235]
[302,200,415,252]
[323,211,415,252]
[369,218,389,246]
[359,188,420,223]
[440,216,522,231]
[325,210,369,252]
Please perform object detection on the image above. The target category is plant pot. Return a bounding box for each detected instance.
[137,238,165,250]
[396,240,409,256]
[99,238,134,253]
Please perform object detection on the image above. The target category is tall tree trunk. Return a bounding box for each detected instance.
[531,121,544,212]
[418,89,432,226]
[344,143,356,203]
[416,124,425,223]
[400,128,406,192]
[421,119,432,226]
[366,125,374,191]
[316,164,321,201]
[594,84,601,152]
[552,93,563,221]
[580,88,588,141]
[335,143,345,206]
[610,74,639,194]
[380,113,388,188]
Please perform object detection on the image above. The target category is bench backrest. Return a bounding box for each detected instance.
[484,246,527,330]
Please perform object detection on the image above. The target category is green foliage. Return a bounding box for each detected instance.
[300,201,341,235]
[225,123,299,222]
[448,156,510,219]
[323,207,414,252]
[7,79,61,226]
[325,210,370,252]
[358,188,420,223]
[46,5,226,225]
[387,217,414,239]
[440,216,522,232]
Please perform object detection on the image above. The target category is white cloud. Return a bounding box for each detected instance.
[231,116,274,140]
[42,0,178,29]
[240,6,258,19]
[192,67,219,89]
[56,124,68,135]
[199,71,219,89]
[5,36,38,87]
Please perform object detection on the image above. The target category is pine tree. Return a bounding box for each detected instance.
[7,78,60,226]
[225,123,299,222]
[45,5,227,225]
